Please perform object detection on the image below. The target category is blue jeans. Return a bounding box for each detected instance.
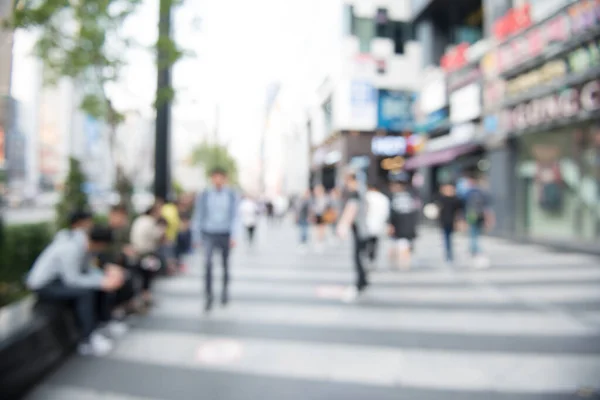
[469,224,482,256]
[298,222,309,244]
[442,226,454,262]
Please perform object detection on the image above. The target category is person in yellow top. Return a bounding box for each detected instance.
[156,196,180,273]
[160,199,180,243]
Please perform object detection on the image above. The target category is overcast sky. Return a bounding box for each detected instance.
[110,0,341,168]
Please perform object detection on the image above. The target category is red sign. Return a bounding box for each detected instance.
[495,13,569,74]
[493,4,532,41]
[441,42,469,72]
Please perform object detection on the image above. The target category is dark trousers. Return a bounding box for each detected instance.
[176,229,192,263]
[36,282,96,340]
[203,233,231,301]
[442,226,454,262]
[245,225,256,244]
[352,227,368,291]
[96,291,116,324]
[365,236,379,262]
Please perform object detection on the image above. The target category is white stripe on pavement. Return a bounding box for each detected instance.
[104,330,600,393]
[150,298,598,336]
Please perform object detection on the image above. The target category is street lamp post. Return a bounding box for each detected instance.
[154,0,173,200]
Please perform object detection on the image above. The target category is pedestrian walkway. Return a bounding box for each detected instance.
[27,223,600,399]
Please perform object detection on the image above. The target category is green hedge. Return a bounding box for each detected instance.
[0,222,54,307]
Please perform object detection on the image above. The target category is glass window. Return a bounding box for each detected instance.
[375,8,389,38]
[343,5,354,36]
[516,124,600,242]
[392,21,412,55]
[354,17,374,53]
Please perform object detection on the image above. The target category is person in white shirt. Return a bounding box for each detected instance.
[239,195,259,246]
[365,184,390,268]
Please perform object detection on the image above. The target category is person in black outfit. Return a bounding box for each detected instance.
[337,172,368,301]
[388,173,419,269]
[435,183,464,264]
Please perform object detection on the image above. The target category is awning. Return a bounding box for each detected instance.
[404,143,479,170]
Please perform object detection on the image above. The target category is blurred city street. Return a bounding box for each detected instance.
[26,222,600,400]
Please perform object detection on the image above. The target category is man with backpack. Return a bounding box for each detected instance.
[192,167,240,312]
[461,169,495,268]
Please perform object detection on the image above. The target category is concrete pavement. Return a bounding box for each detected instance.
[26,223,600,399]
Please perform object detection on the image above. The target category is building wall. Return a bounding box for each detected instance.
[314,0,422,136]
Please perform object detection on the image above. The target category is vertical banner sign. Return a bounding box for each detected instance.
[350,81,378,128]
[377,90,415,131]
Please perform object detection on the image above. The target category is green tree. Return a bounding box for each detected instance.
[5,0,186,202]
[190,143,238,185]
[56,157,90,229]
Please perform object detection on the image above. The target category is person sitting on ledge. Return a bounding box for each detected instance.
[26,225,125,356]
[53,209,94,244]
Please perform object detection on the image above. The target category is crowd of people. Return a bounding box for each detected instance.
[25,194,196,356]
[290,168,494,301]
[24,165,494,356]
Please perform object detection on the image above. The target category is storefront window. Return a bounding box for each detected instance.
[516,124,600,242]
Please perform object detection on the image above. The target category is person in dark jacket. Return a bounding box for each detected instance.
[434,183,464,265]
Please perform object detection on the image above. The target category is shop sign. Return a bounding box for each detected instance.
[425,123,477,152]
[371,136,407,157]
[450,83,481,124]
[503,79,600,131]
[568,40,600,73]
[441,43,469,72]
[448,65,482,92]
[415,108,449,133]
[506,59,567,96]
[492,4,532,41]
[377,90,415,131]
[506,41,600,97]
[494,0,600,75]
[420,78,447,114]
[496,14,569,74]
[483,79,506,111]
[441,39,493,73]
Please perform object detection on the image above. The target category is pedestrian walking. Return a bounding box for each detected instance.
[312,185,330,252]
[434,182,463,265]
[336,172,368,302]
[295,189,312,250]
[239,195,259,247]
[461,169,495,268]
[364,184,390,269]
[387,173,419,270]
[192,167,239,312]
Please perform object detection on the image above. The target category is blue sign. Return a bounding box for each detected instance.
[414,108,449,133]
[377,90,415,131]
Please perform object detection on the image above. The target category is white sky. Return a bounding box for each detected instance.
[11,0,342,184]
[114,0,342,168]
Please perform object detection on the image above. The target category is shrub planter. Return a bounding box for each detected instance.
[0,295,80,399]
[0,295,35,342]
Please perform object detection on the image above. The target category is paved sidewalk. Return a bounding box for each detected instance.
[27,222,600,399]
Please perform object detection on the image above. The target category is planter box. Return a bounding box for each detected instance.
[0,295,35,342]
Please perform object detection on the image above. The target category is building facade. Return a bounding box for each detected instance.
[409,0,599,250]
[309,0,425,191]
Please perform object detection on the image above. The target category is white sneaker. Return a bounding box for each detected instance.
[78,332,113,356]
[342,287,359,303]
[106,320,128,338]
